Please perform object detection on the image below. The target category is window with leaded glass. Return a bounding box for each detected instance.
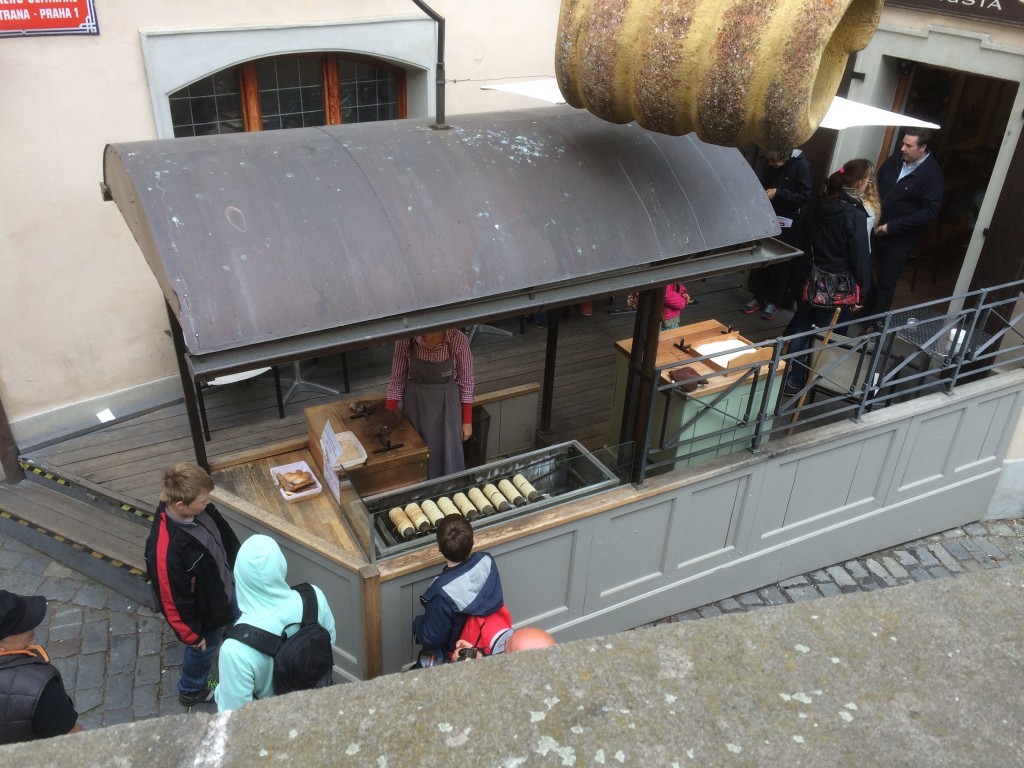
[170,54,406,138]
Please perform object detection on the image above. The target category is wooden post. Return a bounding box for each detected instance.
[0,393,25,484]
[787,307,842,436]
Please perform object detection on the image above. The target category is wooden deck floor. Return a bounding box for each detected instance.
[24,273,792,509]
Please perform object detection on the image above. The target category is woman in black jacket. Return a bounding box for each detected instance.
[783,159,874,393]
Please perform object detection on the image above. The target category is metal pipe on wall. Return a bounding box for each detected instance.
[409,0,448,129]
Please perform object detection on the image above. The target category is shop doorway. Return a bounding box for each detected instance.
[882,63,1018,308]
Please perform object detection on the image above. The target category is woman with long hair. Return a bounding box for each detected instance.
[783,159,873,394]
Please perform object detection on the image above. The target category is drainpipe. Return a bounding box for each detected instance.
[409,0,450,130]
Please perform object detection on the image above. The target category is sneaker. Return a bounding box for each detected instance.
[760,302,778,321]
[578,301,594,317]
[741,298,763,314]
[179,686,215,707]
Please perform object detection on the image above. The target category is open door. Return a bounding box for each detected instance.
[881,63,1019,307]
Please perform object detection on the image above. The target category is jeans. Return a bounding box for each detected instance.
[784,303,856,390]
[178,596,239,694]
[178,626,226,694]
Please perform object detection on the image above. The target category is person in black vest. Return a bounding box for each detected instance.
[864,128,945,323]
[0,590,82,744]
[741,148,813,321]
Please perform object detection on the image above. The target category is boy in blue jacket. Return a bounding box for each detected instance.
[413,516,511,664]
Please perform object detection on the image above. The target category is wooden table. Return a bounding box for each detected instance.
[608,319,784,467]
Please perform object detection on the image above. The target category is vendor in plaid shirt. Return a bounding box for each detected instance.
[386,329,475,478]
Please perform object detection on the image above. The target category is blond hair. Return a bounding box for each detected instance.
[160,462,214,505]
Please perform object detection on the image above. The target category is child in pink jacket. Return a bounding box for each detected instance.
[661,283,690,329]
[627,283,691,329]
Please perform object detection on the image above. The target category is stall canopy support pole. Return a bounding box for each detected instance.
[620,289,664,485]
[166,302,209,471]
[540,310,560,432]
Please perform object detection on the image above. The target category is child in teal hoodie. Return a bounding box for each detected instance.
[215,535,337,711]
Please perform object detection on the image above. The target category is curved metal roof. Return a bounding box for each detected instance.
[103,106,785,377]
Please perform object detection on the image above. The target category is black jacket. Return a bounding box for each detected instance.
[0,651,76,744]
[875,151,945,248]
[808,193,871,296]
[145,503,240,645]
[763,155,813,248]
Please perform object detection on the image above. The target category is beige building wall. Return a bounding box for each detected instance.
[0,0,559,443]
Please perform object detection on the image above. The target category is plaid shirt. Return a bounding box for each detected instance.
[385,329,474,405]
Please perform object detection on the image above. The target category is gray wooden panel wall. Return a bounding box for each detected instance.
[379,371,1024,673]
[483,390,540,460]
[218,512,368,683]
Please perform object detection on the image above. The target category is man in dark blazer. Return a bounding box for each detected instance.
[866,128,945,319]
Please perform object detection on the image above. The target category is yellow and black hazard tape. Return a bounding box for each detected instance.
[20,460,154,522]
[0,509,148,578]
[20,462,70,487]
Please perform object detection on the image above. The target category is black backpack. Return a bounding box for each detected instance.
[226,583,334,695]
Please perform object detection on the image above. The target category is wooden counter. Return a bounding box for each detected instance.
[212,447,364,557]
[613,319,779,393]
[304,398,429,497]
[609,319,784,467]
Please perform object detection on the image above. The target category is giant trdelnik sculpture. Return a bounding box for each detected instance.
[555,0,884,149]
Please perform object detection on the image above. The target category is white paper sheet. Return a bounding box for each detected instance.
[694,339,751,368]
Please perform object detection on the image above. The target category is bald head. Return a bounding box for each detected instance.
[506,626,556,653]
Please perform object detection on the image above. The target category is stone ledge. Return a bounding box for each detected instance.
[5,563,1023,766]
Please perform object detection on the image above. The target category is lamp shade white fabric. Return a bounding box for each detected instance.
[481,80,940,131]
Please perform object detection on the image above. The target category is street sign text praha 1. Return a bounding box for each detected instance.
[0,0,98,37]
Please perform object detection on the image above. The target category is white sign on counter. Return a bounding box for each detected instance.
[320,420,343,504]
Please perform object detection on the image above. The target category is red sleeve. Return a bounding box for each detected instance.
[385,340,412,403]
[153,515,201,645]
[385,400,399,412]
[462,403,473,424]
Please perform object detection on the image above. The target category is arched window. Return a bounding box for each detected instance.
[169,54,407,137]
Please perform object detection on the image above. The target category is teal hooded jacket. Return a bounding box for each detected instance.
[215,535,337,711]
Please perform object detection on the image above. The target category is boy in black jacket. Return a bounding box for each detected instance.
[145,462,240,707]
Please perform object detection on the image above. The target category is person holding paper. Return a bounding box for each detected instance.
[741,148,813,321]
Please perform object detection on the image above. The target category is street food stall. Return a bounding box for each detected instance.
[102,105,798,678]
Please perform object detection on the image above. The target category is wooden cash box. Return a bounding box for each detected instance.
[304,398,429,498]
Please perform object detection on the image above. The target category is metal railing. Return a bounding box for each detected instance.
[634,279,1024,484]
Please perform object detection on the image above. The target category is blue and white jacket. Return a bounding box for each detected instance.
[412,551,504,658]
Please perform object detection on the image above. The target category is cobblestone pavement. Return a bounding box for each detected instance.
[0,530,184,727]
[2,518,1022,728]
